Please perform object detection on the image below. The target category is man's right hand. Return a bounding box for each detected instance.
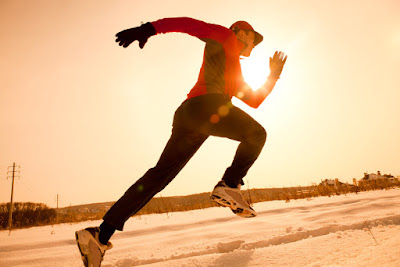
[115,22,156,49]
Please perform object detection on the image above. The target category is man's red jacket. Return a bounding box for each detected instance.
[152,17,268,108]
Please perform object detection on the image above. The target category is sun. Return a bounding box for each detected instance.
[240,49,270,90]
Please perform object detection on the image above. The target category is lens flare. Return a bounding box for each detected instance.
[218,105,230,117]
[210,114,220,124]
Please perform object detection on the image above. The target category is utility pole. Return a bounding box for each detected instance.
[7,163,20,233]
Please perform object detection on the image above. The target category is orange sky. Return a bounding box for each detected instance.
[1,0,399,207]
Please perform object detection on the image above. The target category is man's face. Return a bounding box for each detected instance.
[236,30,255,57]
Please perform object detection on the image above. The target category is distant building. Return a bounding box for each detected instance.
[319,178,348,188]
[359,171,398,183]
[320,179,336,186]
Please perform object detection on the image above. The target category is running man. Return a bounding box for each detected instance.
[76,17,287,266]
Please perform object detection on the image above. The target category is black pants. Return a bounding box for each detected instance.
[103,94,266,230]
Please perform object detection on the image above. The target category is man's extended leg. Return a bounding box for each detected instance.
[102,128,208,231]
[76,99,209,264]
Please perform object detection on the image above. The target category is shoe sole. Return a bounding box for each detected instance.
[211,194,256,218]
[75,230,103,267]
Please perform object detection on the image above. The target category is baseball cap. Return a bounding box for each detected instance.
[230,21,263,46]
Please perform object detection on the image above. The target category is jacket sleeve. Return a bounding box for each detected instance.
[151,17,233,44]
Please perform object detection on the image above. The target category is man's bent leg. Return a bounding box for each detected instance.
[222,126,266,187]
[210,105,267,187]
[103,128,207,230]
[209,105,265,217]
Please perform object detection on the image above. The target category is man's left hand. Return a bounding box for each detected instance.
[269,51,287,80]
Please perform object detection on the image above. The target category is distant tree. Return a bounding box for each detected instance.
[0,202,56,229]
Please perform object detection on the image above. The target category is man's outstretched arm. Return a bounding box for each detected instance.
[115,17,232,49]
[236,51,287,108]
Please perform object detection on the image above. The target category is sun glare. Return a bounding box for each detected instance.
[240,50,270,90]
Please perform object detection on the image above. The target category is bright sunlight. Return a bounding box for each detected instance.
[240,49,270,90]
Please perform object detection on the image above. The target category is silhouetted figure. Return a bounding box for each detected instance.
[75,17,287,266]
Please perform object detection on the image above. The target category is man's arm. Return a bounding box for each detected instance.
[115,17,232,49]
[236,79,278,108]
[235,51,287,108]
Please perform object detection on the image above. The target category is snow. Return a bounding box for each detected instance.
[1,188,400,267]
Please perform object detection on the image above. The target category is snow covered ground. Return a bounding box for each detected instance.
[1,188,400,267]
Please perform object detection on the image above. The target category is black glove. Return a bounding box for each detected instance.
[115,22,156,49]
[269,51,287,80]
